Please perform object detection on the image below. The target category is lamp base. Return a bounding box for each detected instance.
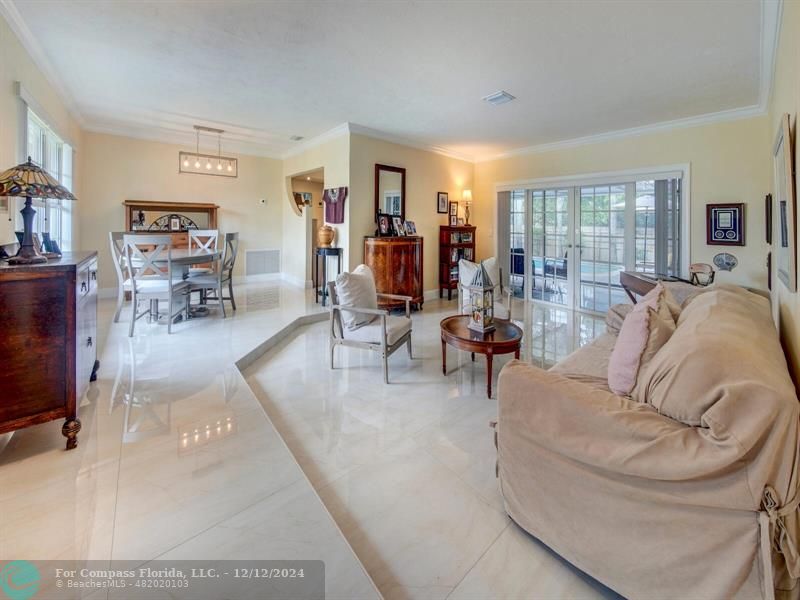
[9,196,48,264]
[8,252,47,265]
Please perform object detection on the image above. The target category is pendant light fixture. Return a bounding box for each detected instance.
[179,125,238,178]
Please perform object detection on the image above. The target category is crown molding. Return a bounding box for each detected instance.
[0,0,85,127]
[280,122,351,159]
[760,0,783,112]
[346,123,475,163]
[474,104,766,163]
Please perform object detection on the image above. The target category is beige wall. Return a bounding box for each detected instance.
[0,14,83,246]
[769,0,800,381]
[349,134,474,292]
[282,134,350,285]
[79,132,283,289]
[474,116,771,289]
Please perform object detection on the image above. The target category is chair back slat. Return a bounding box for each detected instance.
[189,229,219,253]
[221,232,239,276]
[123,234,175,292]
[109,231,126,280]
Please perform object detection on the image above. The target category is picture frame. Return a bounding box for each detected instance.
[437,192,448,214]
[706,203,744,246]
[449,215,458,227]
[404,220,417,235]
[449,201,458,216]
[392,216,405,236]
[457,218,465,226]
[170,216,181,231]
[766,193,773,245]
[377,213,392,236]
[774,113,796,291]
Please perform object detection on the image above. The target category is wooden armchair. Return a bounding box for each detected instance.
[328,281,413,384]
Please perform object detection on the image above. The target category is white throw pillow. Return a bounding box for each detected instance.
[481,257,500,289]
[335,264,378,330]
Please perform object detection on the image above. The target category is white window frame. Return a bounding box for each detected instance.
[495,164,691,282]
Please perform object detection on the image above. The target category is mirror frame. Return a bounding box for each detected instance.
[374,164,406,222]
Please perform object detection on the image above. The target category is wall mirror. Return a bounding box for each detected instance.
[375,164,406,220]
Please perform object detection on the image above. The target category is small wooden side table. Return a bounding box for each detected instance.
[440,315,523,398]
[314,247,343,307]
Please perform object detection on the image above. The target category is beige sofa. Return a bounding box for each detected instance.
[496,285,800,599]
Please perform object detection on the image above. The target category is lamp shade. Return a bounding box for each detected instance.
[462,189,473,203]
[0,157,76,201]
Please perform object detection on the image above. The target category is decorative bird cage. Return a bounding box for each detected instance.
[467,265,495,333]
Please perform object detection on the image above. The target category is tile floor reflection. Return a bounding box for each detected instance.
[0,283,618,600]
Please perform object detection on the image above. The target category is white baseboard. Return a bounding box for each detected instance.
[232,273,282,284]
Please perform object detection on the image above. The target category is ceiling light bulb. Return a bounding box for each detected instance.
[183,158,189,167]
[194,159,201,168]
[227,163,233,172]
[217,162,222,171]
[306,176,311,181]
[205,161,212,170]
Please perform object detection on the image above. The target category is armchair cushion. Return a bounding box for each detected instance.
[335,264,379,330]
[344,315,411,345]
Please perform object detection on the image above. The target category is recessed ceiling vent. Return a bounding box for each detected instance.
[482,90,516,106]
[290,135,304,141]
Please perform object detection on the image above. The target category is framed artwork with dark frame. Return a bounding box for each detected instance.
[706,203,745,246]
[437,192,448,214]
[766,193,773,244]
[377,213,392,236]
[449,201,458,216]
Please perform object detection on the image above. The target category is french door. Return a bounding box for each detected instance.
[503,176,681,314]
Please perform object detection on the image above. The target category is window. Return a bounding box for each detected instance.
[24,109,72,250]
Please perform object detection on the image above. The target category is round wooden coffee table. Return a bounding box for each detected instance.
[440,315,523,398]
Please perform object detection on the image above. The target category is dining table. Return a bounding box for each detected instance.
[140,247,223,321]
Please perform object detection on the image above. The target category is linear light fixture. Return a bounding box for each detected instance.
[482,90,516,106]
[179,125,238,178]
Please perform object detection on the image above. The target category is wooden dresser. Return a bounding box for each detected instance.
[364,236,423,309]
[0,252,99,450]
[439,225,476,300]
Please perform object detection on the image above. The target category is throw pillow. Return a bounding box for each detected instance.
[335,264,379,330]
[608,285,676,396]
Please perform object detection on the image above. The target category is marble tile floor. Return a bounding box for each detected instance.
[0,281,619,600]
[244,297,620,600]
[0,282,378,599]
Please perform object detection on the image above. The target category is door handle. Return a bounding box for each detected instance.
[80,282,87,292]
[87,336,93,347]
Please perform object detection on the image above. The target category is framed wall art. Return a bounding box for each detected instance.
[437,192,448,214]
[706,203,744,246]
[774,113,796,291]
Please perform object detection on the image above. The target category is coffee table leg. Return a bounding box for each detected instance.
[486,349,493,398]
[515,347,520,360]
[441,338,446,375]
[471,352,475,362]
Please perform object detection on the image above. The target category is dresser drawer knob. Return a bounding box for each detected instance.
[80,282,87,292]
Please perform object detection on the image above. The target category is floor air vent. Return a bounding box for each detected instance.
[245,249,280,276]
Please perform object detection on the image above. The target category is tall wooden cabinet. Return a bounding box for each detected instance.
[364,236,424,309]
[439,225,476,300]
[0,252,99,450]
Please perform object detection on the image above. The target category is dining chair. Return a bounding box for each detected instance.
[109,231,132,323]
[188,229,219,276]
[123,234,189,336]
[328,264,412,383]
[187,232,238,317]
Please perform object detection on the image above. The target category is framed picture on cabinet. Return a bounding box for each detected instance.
[437,192,448,214]
[377,213,392,236]
[449,215,458,227]
[449,201,458,216]
[392,216,405,236]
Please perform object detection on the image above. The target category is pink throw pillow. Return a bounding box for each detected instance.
[608,285,676,395]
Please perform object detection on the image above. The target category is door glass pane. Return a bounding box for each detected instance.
[531,188,569,305]
[509,190,526,298]
[579,185,626,313]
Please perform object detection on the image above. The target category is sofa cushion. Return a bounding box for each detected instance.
[606,303,633,335]
[335,264,378,330]
[637,286,794,425]
[550,332,616,391]
[608,284,676,396]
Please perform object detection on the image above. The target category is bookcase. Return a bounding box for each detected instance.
[439,225,476,300]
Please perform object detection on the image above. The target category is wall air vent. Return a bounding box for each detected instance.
[482,90,516,106]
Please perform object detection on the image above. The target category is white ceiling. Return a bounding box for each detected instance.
[7,0,772,161]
